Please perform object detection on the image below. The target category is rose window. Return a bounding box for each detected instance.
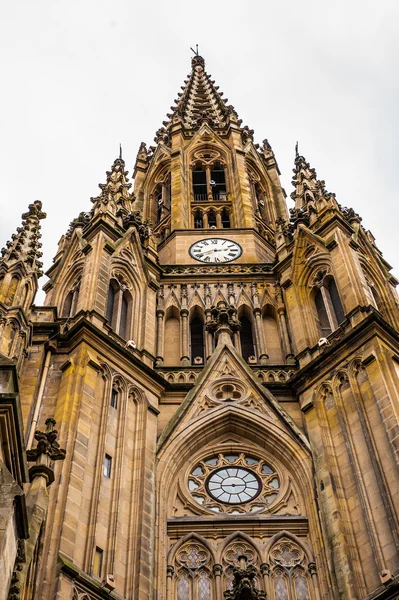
[188,453,280,514]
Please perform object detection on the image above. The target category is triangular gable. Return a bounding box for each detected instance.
[157,342,310,454]
[291,224,331,284]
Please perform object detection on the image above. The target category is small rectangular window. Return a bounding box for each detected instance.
[104,454,112,478]
[110,387,118,409]
[93,546,103,577]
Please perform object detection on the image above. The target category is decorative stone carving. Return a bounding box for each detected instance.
[224,564,266,600]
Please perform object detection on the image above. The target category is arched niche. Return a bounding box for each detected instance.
[262,305,284,363]
[164,306,181,366]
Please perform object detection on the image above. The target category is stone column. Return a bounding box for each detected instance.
[203,211,209,229]
[216,211,222,229]
[253,308,268,364]
[155,309,164,366]
[166,565,174,600]
[308,562,322,600]
[277,307,294,362]
[213,564,223,600]
[260,563,270,597]
[180,309,190,366]
[204,308,213,359]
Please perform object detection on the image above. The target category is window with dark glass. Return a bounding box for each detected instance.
[111,387,118,409]
[240,316,255,362]
[106,280,132,339]
[191,317,205,364]
[208,210,217,228]
[192,163,207,200]
[221,208,230,228]
[314,276,345,337]
[194,209,204,228]
[104,454,112,478]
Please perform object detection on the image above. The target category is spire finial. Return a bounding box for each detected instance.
[295,141,299,157]
[190,44,199,56]
[119,143,123,160]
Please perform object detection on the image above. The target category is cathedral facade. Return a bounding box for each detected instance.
[1,53,399,600]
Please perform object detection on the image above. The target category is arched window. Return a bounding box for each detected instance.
[164,307,181,366]
[210,161,226,200]
[221,208,230,228]
[208,210,217,228]
[268,537,314,600]
[369,285,384,313]
[110,384,119,409]
[240,316,256,362]
[62,291,74,318]
[173,540,213,600]
[155,184,163,223]
[190,316,205,364]
[313,273,345,337]
[106,280,118,324]
[62,283,80,318]
[193,163,207,201]
[222,539,261,593]
[106,278,132,339]
[262,306,284,363]
[194,209,204,229]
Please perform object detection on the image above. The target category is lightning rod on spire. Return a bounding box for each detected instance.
[295,141,299,157]
[119,143,123,160]
[190,44,199,56]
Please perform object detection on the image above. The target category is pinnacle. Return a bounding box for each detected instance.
[290,147,333,209]
[0,200,46,277]
[90,156,133,215]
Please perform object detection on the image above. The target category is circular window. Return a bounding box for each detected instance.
[207,467,261,504]
[188,452,280,514]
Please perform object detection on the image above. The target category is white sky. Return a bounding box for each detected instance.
[1,0,398,303]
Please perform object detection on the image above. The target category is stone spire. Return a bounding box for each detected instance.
[290,146,334,211]
[0,200,46,278]
[90,156,134,218]
[154,54,238,138]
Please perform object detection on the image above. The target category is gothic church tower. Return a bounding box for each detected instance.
[1,53,399,600]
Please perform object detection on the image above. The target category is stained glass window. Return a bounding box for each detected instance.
[273,572,289,600]
[177,574,190,600]
[198,573,211,600]
[294,571,310,600]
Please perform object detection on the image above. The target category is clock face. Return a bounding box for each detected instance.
[189,238,242,263]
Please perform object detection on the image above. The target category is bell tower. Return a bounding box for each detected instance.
[2,52,399,600]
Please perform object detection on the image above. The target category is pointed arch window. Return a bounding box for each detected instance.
[268,538,314,600]
[173,540,213,600]
[190,316,205,364]
[240,316,256,362]
[62,283,80,318]
[313,273,345,337]
[106,278,132,339]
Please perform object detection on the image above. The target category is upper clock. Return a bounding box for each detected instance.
[189,238,242,263]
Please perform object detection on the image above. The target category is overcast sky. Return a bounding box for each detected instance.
[1,0,398,303]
